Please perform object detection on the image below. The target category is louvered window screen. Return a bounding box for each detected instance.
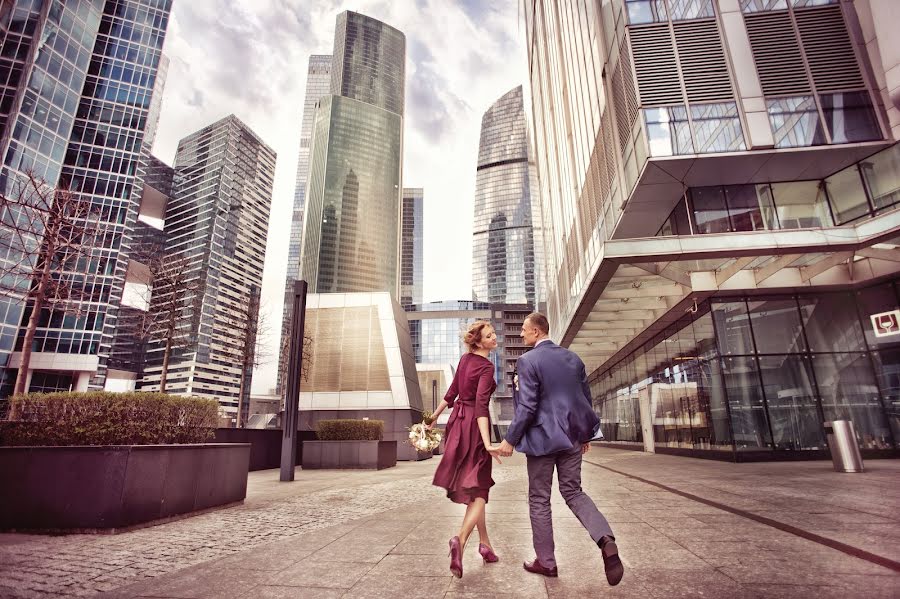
[794,5,864,92]
[745,11,811,95]
[630,25,682,105]
[674,21,734,102]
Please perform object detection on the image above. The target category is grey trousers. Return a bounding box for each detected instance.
[526,445,614,568]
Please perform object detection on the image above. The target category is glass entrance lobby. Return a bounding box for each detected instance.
[591,280,900,460]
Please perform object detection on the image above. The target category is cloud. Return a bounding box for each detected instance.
[153,1,528,394]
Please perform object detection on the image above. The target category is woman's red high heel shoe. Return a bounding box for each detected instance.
[449,536,463,578]
[478,543,499,563]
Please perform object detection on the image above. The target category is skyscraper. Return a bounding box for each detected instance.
[400,187,423,308]
[471,86,545,309]
[277,54,332,395]
[299,11,405,297]
[525,0,899,459]
[139,115,276,425]
[0,1,173,396]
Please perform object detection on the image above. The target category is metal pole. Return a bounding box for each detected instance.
[431,379,437,412]
[280,280,308,481]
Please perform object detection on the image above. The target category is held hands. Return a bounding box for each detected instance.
[497,439,514,457]
[485,444,504,464]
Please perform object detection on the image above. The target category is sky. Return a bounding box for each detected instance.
[150,1,531,394]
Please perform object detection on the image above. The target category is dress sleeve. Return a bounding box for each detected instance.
[474,362,495,419]
[443,357,461,407]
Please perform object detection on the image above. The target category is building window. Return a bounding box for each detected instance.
[626,0,668,24]
[668,0,715,20]
[691,102,745,154]
[824,164,870,225]
[725,184,778,231]
[820,92,881,144]
[690,186,730,233]
[740,0,788,12]
[770,181,832,228]
[792,0,839,6]
[861,143,900,211]
[766,96,827,148]
[644,105,692,157]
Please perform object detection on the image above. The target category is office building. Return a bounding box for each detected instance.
[299,11,405,298]
[472,86,545,309]
[400,187,424,309]
[525,0,900,459]
[0,0,173,397]
[277,54,332,396]
[139,115,276,425]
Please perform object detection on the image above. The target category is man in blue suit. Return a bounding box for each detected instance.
[497,312,623,586]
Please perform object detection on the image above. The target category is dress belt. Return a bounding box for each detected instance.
[454,398,476,419]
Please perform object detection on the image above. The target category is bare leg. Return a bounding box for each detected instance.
[476,505,492,549]
[458,498,486,549]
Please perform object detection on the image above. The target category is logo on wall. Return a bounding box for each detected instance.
[870,309,900,338]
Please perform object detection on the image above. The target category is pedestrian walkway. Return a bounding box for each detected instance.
[0,448,898,598]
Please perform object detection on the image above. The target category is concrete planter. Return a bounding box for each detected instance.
[0,443,250,532]
[301,440,397,470]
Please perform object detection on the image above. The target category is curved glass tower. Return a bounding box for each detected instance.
[300,11,405,296]
[471,86,545,308]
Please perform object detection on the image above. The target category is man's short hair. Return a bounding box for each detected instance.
[525,312,550,335]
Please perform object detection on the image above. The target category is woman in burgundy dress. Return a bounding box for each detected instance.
[429,320,503,578]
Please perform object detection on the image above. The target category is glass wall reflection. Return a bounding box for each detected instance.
[590,283,900,456]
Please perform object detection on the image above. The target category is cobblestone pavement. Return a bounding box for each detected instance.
[1,449,899,598]
[0,459,514,598]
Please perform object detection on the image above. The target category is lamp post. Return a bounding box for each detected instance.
[280,280,308,481]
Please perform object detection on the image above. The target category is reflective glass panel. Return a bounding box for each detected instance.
[691,186,730,233]
[758,354,824,450]
[813,352,893,449]
[860,143,900,211]
[713,301,755,355]
[741,0,789,11]
[725,184,777,231]
[644,106,693,157]
[820,92,881,144]
[747,298,807,354]
[870,348,900,444]
[691,102,746,154]
[798,293,866,353]
[825,164,870,224]
[723,356,771,449]
[770,181,832,228]
[767,96,827,148]
[626,0,668,24]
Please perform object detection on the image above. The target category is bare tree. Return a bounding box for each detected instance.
[231,291,267,428]
[278,327,313,399]
[0,172,102,400]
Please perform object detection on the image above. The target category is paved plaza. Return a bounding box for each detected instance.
[0,447,898,598]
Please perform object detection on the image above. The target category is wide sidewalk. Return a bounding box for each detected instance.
[0,447,897,598]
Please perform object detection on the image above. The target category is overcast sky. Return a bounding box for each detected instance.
[151,1,530,394]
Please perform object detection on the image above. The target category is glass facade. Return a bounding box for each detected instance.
[592,286,899,455]
[407,300,491,365]
[471,86,545,309]
[277,54,331,395]
[139,116,275,420]
[300,12,404,299]
[400,187,423,309]
[0,0,172,395]
[658,143,900,235]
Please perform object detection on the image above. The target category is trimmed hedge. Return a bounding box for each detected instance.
[316,419,384,441]
[1,391,218,446]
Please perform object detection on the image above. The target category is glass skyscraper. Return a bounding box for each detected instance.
[139,115,276,424]
[299,11,405,298]
[277,54,332,395]
[400,187,423,309]
[0,1,172,397]
[471,86,545,309]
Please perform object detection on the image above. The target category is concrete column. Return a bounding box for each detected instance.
[862,0,900,138]
[639,386,655,453]
[74,372,91,392]
[718,0,776,149]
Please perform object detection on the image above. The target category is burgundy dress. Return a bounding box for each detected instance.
[432,352,496,504]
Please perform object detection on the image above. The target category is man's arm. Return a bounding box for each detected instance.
[503,357,540,450]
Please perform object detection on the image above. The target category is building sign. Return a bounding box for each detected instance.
[870,309,900,338]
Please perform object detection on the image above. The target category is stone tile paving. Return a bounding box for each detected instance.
[1,448,899,598]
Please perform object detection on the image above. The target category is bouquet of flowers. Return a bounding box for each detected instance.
[407,411,442,452]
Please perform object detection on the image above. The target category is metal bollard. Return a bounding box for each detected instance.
[823,420,865,473]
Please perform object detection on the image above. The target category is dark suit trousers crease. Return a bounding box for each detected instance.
[526,445,614,568]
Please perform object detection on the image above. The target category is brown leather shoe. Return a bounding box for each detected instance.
[523,558,558,577]
[600,537,624,586]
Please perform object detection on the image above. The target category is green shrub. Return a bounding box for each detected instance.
[316,419,384,441]
[1,392,218,446]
